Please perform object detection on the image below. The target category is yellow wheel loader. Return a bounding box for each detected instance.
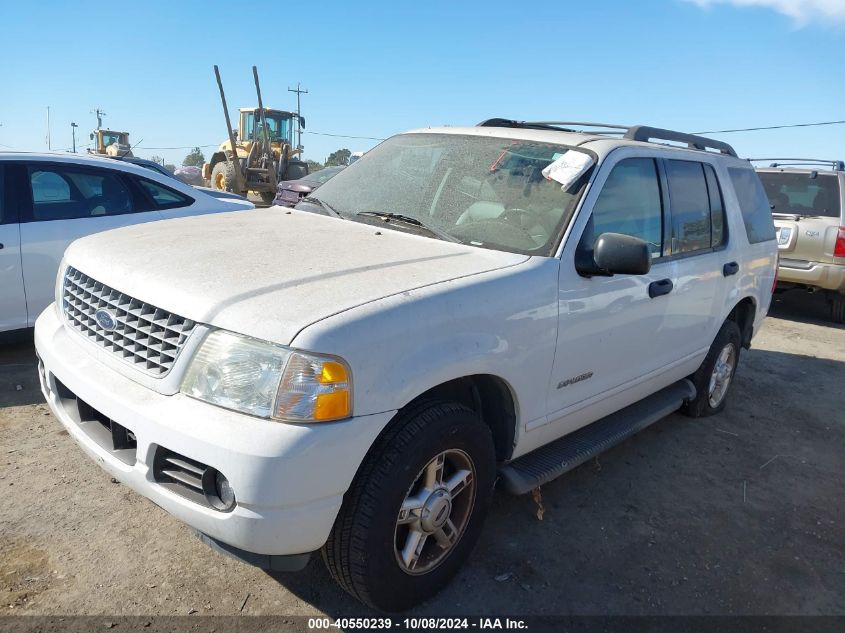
[88,129,133,157]
[203,66,308,203]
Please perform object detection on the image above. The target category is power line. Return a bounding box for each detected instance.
[139,143,219,150]
[695,119,845,134]
[304,130,386,141]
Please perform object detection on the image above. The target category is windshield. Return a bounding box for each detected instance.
[759,171,841,218]
[101,132,124,146]
[245,112,292,143]
[302,133,592,255]
[302,166,344,185]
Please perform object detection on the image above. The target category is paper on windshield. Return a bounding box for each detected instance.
[542,151,594,190]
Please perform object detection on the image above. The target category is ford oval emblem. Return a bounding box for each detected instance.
[95,308,117,331]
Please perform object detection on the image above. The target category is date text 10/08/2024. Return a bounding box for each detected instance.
[307,617,529,630]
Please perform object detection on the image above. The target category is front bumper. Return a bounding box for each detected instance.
[777,259,845,292]
[35,306,394,558]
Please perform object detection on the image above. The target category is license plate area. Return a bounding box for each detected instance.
[52,377,138,466]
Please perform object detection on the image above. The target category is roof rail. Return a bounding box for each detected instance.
[623,126,738,157]
[476,118,577,132]
[476,119,738,157]
[748,158,844,172]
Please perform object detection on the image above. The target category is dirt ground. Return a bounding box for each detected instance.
[1,290,843,618]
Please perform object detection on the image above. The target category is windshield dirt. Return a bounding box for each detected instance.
[300,133,592,255]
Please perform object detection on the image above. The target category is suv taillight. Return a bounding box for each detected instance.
[835,227,845,258]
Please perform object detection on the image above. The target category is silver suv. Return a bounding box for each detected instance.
[753,159,845,322]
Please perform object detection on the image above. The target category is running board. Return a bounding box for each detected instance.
[498,379,696,495]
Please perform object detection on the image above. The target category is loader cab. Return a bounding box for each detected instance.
[239,109,296,146]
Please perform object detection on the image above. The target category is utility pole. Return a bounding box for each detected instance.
[288,82,308,149]
[46,106,51,150]
[71,122,78,153]
[93,108,106,129]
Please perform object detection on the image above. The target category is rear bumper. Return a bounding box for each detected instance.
[35,306,395,557]
[777,260,845,292]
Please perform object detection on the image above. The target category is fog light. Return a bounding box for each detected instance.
[203,469,236,512]
[216,472,235,508]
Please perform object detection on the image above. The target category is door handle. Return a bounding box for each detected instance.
[723,261,739,277]
[648,278,673,298]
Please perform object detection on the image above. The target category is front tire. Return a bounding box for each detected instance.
[682,320,742,418]
[259,191,276,205]
[210,161,238,193]
[322,401,496,611]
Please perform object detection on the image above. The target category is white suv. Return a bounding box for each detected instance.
[35,121,778,611]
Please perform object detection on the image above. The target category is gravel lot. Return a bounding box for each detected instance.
[1,290,843,617]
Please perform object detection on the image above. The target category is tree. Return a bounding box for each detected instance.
[149,155,165,165]
[306,159,324,173]
[164,164,176,174]
[325,148,351,166]
[183,147,206,167]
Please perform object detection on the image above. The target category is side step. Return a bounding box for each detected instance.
[498,379,696,495]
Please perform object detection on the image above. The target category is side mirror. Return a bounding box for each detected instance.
[89,133,94,140]
[299,116,306,129]
[577,232,651,277]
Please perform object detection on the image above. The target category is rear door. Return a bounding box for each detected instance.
[0,164,28,332]
[759,170,841,264]
[19,162,164,324]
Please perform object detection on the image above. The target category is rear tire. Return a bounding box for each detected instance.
[682,320,742,418]
[829,292,845,324]
[210,161,238,193]
[259,191,276,205]
[322,401,496,612]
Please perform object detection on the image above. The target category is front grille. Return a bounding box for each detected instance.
[62,266,196,377]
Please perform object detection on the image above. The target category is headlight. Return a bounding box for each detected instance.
[181,330,352,422]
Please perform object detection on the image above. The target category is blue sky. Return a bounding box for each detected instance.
[0,0,842,167]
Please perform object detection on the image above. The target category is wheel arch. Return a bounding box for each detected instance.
[208,151,227,169]
[375,374,518,463]
[726,296,756,349]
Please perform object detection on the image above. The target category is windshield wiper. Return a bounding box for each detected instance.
[301,196,344,219]
[356,211,461,243]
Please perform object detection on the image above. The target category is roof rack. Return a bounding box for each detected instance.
[476,119,738,157]
[748,158,844,172]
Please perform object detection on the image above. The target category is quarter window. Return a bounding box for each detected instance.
[586,158,663,256]
[729,167,777,244]
[29,166,134,221]
[137,178,192,208]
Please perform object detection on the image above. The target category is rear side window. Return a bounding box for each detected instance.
[664,160,727,254]
[729,168,777,244]
[704,165,725,247]
[758,172,841,218]
[587,158,663,256]
[665,160,712,254]
[136,177,193,209]
[28,166,134,221]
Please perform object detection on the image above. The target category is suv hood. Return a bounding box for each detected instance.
[64,209,529,345]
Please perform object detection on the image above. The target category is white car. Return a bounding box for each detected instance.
[0,152,253,335]
[35,122,777,611]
